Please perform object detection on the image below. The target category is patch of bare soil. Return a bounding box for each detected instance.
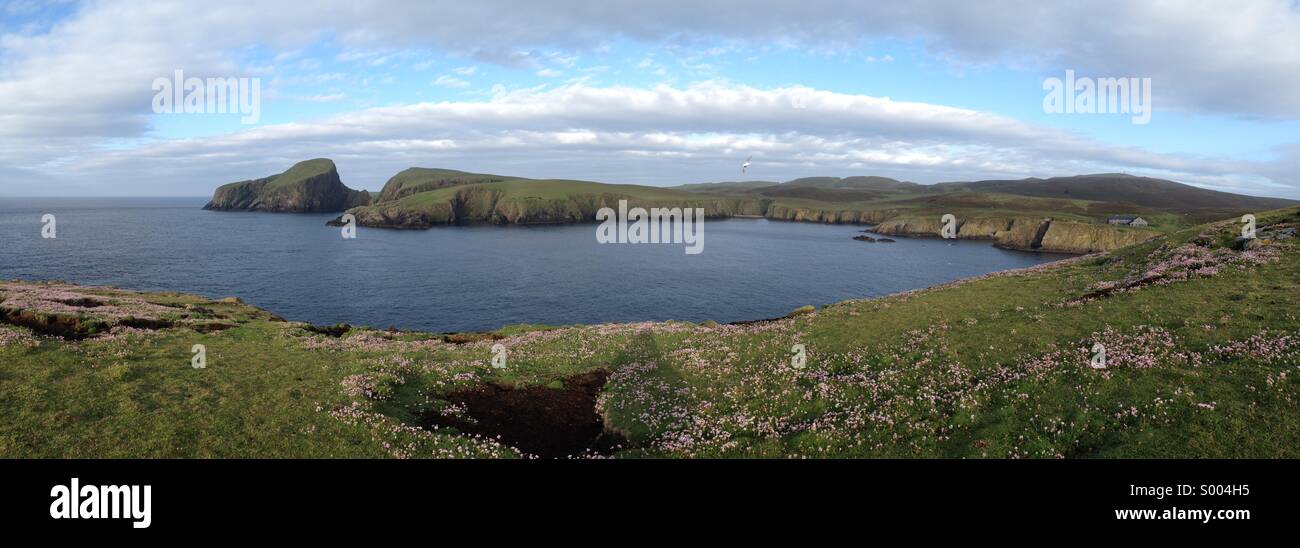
[422,369,626,458]
[305,323,351,337]
[441,332,503,344]
[56,297,105,308]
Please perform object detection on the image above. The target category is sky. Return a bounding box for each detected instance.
[1,0,1299,198]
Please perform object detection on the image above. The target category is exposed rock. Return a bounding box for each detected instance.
[957,217,1015,239]
[204,158,371,213]
[871,216,947,237]
[1037,221,1158,254]
[993,218,1052,250]
[763,205,895,224]
[873,215,1156,254]
[853,235,877,243]
[337,186,772,228]
[1231,237,1258,251]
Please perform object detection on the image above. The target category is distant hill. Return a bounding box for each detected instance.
[933,174,1296,212]
[671,180,780,194]
[674,176,922,203]
[674,172,1296,223]
[200,160,1297,253]
[782,176,920,191]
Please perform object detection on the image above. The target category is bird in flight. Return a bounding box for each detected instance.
[742,155,752,174]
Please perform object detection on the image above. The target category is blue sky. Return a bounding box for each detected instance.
[2,0,1299,197]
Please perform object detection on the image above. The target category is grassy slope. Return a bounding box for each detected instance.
[396,177,710,206]
[2,208,1298,458]
[378,173,1139,231]
[935,174,1298,214]
[342,167,1288,240]
[685,173,1295,232]
[264,158,335,190]
[375,168,509,201]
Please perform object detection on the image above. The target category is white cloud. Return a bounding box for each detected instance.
[1,0,1299,197]
[11,82,1295,198]
[303,93,347,102]
[536,68,562,77]
[432,74,470,88]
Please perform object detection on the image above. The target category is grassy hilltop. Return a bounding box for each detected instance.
[197,158,1295,254]
[204,158,372,213]
[338,168,766,229]
[2,207,1298,458]
[330,165,1293,253]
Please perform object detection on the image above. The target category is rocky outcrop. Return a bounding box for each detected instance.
[993,219,1053,250]
[346,188,909,229]
[1037,221,1158,254]
[958,217,1015,238]
[763,205,895,224]
[204,158,371,213]
[337,187,771,228]
[871,217,947,237]
[870,215,1157,254]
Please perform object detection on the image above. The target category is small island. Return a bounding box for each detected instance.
[204,158,371,213]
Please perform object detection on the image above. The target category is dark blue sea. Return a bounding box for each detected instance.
[0,197,1067,332]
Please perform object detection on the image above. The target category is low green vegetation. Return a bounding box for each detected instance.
[333,167,1294,253]
[3,207,1298,458]
[265,158,336,190]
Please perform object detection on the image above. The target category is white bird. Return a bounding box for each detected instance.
[742,155,752,174]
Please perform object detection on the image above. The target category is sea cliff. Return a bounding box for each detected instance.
[871,216,1157,253]
[204,158,371,213]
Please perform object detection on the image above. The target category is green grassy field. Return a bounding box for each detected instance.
[2,208,1298,458]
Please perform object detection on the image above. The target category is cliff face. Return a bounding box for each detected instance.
[762,205,895,224]
[872,215,1157,253]
[310,164,1163,255]
[957,217,1015,238]
[1038,221,1158,254]
[872,217,947,236]
[340,187,772,228]
[994,218,1052,250]
[204,159,371,213]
